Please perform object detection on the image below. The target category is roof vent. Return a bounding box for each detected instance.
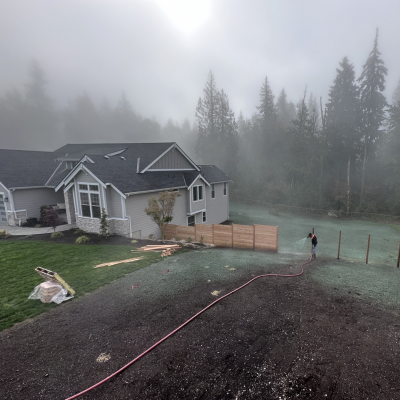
[120,156,126,160]
[209,166,213,169]
[104,155,110,159]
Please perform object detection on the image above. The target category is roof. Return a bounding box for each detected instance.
[0,149,65,189]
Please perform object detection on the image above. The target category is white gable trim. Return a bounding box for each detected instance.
[187,174,211,190]
[105,148,127,157]
[105,183,126,199]
[45,162,63,186]
[140,143,200,173]
[56,163,106,192]
[64,182,74,193]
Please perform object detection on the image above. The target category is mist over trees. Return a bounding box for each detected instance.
[2,29,400,215]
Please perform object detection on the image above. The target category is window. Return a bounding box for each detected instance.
[203,211,206,222]
[79,183,101,218]
[188,215,195,226]
[193,185,203,202]
[211,184,215,199]
[223,182,227,196]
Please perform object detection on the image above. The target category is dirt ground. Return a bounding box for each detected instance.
[1,241,400,400]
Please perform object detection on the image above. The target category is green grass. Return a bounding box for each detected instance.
[0,241,162,331]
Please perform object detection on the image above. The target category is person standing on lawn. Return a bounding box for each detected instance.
[307,233,318,258]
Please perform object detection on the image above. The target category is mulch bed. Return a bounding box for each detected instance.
[1,237,399,399]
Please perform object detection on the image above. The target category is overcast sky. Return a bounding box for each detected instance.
[1,0,399,126]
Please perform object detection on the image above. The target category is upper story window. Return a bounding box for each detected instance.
[193,185,203,202]
[78,183,100,218]
[211,184,215,199]
[223,182,227,196]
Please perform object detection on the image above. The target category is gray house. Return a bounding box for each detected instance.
[0,143,231,238]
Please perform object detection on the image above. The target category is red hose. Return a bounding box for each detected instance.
[66,254,313,399]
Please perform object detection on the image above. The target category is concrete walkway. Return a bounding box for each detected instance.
[0,223,76,235]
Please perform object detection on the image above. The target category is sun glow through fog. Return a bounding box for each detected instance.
[154,0,211,35]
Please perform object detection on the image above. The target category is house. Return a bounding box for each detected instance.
[0,143,231,238]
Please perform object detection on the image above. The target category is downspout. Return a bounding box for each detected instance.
[124,196,132,238]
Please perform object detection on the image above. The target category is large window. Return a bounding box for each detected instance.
[193,185,203,202]
[79,184,101,218]
[211,184,215,199]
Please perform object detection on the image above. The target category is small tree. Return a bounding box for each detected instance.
[99,207,110,239]
[145,190,181,239]
[43,208,59,232]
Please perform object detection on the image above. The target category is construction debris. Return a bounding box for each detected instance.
[35,267,75,295]
[93,257,144,269]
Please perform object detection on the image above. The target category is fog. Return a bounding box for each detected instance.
[1,0,400,214]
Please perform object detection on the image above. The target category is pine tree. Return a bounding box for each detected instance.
[358,28,388,202]
[392,79,400,105]
[325,57,361,210]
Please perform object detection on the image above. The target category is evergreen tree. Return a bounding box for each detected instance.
[392,79,400,105]
[276,88,295,129]
[113,93,137,141]
[325,57,361,210]
[358,28,388,202]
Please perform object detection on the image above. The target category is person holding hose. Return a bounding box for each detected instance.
[307,233,317,258]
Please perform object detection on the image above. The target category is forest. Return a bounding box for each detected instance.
[1,29,400,215]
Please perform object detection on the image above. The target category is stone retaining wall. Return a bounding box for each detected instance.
[76,216,129,236]
[6,210,28,226]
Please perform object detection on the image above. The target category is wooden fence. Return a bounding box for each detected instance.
[164,223,278,251]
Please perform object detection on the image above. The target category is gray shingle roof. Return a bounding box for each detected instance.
[0,149,65,188]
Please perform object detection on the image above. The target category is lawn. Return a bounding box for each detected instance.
[0,241,162,331]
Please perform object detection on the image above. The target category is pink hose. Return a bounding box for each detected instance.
[66,254,313,399]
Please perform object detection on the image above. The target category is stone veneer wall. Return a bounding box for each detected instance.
[64,189,76,224]
[6,210,27,226]
[76,216,129,236]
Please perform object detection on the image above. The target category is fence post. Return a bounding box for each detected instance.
[276,226,278,251]
[212,224,214,245]
[194,224,197,242]
[231,224,234,248]
[397,242,400,268]
[253,224,256,250]
[366,234,370,264]
[337,230,341,259]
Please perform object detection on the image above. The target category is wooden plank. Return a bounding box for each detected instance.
[195,224,213,243]
[176,225,195,240]
[233,224,254,249]
[94,257,144,269]
[164,224,177,240]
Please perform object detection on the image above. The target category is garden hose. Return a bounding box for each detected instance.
[65,252,314,400]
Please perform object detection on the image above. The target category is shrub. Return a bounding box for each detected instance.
[187,237,193,243]
[0,229,11,239]
[99,208,110,239]
[51,232,64,239]
[43,208,59,231]
[73,229,85,236]
[131,239,138,243]
[35,224,42,228]
[75,235,90,244]
[40,205,51,223]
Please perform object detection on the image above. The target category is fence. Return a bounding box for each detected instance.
[164,223,278,251]
[231,196,400,223]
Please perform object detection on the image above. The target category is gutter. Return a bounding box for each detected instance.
[125,186,187,196]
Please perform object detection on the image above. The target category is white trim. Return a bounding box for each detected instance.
[77,182,101,218]
[136,157,140,173]
[141,143,200,173]
[126,215,132,238]
[125,186,186,196]
[64,182,74,193]
[202,211,207,223]
[81,155,95,163]
[45,162,63,186]
[187,174,210,190]
[121,196,126,218]
[56,163,105,192]
[207,180,233,185]
[108,217,128,221]
[147,169,196,172]
[187,208,206,216]
[10,186,56,190]
[14,209,27,212]
[106,183,126,199]
[192,185,204,202]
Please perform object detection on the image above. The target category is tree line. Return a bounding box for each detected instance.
[195,29,400,215]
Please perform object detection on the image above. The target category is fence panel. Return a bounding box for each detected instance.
[164,224,177,240]
[195,224,213,244]
[255,224,278,251]
[233,224,254,249]
[176,225,195,240]
[213,224,233,247]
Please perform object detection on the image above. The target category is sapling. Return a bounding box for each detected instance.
[43,208,59,232]
[99,207,110,239]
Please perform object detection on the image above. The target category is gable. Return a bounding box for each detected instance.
[149,147,195,170]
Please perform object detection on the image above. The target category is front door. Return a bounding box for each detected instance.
[0,194,7,222]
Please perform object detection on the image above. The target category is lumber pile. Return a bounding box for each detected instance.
[35,267,75,295]
[135,244,180,257]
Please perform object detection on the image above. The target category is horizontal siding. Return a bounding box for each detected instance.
[105,187,123,218]
[149,147,195,170]
[74,170,99,185]
[12,188,65,219]
[204,182,229,224]
[125,190,188,238]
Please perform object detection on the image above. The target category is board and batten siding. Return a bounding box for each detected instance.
[11,188,65,219]
[149,148,195,170]
[105,186,123,218]
[205,182,229,224]
[190,177,206,213]
[125,190,188,239]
